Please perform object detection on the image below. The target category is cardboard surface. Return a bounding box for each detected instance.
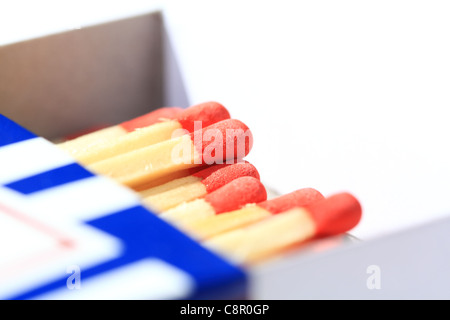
[0,12,163,140]
[162,1,450,240]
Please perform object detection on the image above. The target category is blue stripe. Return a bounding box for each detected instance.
[86,205,246,298]
[5,163,94,194]
[0,114,36,147]
[11,205,246,299]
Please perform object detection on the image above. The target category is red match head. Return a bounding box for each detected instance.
[258,188,324,214]
[305,192,362,237]
[176,101,231,132]
[204,176,267,214]
[190,119,253,164]
[120,107,183,132]
[193,162,260,193]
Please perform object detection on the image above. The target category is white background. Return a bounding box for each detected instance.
[2,1,450,240]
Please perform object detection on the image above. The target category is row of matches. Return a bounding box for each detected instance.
[58,102,362,266]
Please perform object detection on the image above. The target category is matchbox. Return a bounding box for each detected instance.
[0,114,246,299]
[1,5,450,300]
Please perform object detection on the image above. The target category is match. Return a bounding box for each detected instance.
[140,162,260,212]
[180,188,325,241]
[204,192,362,265]
[58,101,230,165]
[88,118,253,188]
[159,176,267,225]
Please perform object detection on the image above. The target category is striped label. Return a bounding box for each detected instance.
[0,115,245,299]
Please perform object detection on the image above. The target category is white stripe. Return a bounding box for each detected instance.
[0,138,74,184]
[0,207,57,268]
[36,258,195,300]
[0,186,123,299]
[19,176,145,222]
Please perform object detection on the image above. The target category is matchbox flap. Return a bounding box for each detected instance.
[0,114,246,299]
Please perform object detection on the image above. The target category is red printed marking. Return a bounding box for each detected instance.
[0,202,76,282]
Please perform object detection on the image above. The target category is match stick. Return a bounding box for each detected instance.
[203,192,362,265]
[88,119,253,189]
[159,176,267,225]
[57,107,181,155]
[58,102,230,165]
[132,168,201,192]
[180,188,324,241]
[140,162,260,212]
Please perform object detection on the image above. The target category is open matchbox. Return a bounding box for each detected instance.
[1,9,450,300]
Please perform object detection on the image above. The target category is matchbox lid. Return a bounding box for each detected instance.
[0,114,246,299]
